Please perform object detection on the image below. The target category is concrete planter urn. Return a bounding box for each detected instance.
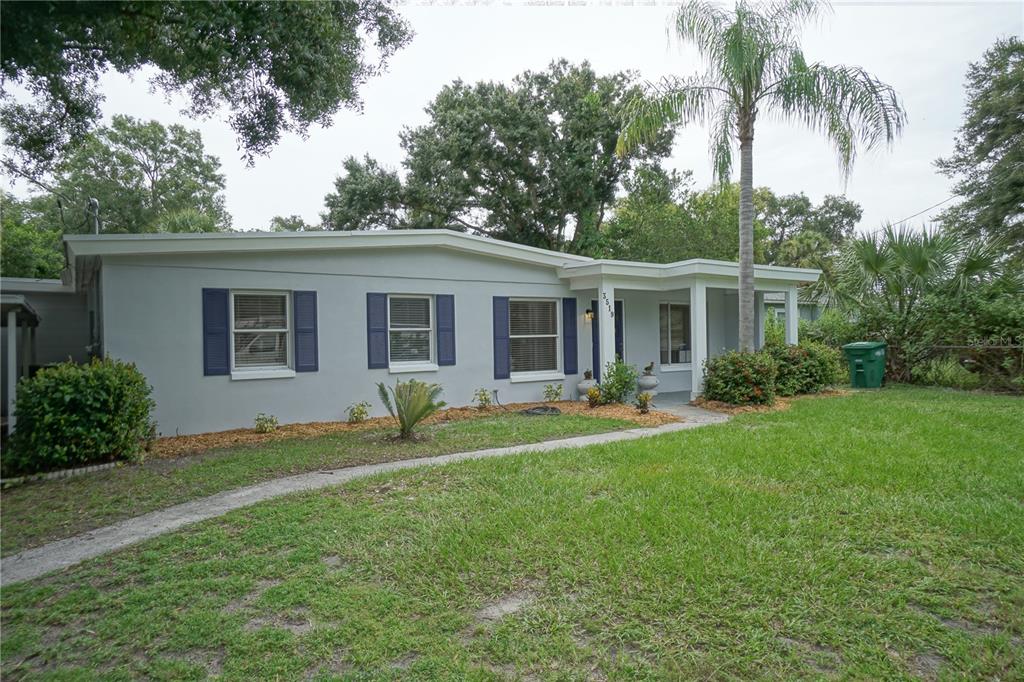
[638,362,659,396]
[577,370,597,401]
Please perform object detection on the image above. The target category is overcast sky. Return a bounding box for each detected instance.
[16,1,1024,234]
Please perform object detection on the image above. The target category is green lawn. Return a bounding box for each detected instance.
[2,387,1022,680]
[0,413,634,557]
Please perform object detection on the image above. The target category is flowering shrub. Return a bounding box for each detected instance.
[702,351,778,405]
[346,401,371,423]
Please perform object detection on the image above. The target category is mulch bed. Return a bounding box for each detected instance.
[692,389,850,415]
[149,401,680,460]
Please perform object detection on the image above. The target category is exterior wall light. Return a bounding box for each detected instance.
[584,308,595,322]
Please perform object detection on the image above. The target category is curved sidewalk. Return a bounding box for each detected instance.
[2,410,727,587]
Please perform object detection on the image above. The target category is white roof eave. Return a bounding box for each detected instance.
[557,259,821,285]
[64,229,592,270]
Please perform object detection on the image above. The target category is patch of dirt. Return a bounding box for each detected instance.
[149,401,680,459]
[244,608,313,636]
[304,650,353,679]
[223,578,282,614]
[778,635,843,674]
[693,389,849,415]
[391,652,420,670]
[322,554,346,569]
[475,590,536,622]
[908,651,946,680]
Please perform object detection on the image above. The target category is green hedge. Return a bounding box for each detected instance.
[5,358,155,476]
[703,351,778,405]
[704,342,844,406]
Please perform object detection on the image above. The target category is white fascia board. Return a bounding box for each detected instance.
[64,229,592,270]
[0,277,75,294]
[558,259,820,285]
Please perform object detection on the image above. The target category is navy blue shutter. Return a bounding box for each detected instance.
[202,288,230,376]
[367,293,389,369]
[591,299,600,381]
[436,294,456,366]
[562,297,578,375]
[493,297,510,380]
[293,291,318,372]
[614,300,625,360]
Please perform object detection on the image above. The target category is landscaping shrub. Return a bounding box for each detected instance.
[911,356,983,391]
[253,413,278,433]
[768,342,845,396]
[586,386,601,408]
[377,379,447,439]
[346,401,371,423]
[634,392,653,414]
[599,359,639,404]
[763,314,786,348]
[5,358,155,476]
[472,387,493,409]
[543,383,563,402]
[799,309,863,349]
[702,351,777,405]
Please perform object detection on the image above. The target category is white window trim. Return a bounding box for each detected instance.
[509,297,561,378]
[659,301,692,371]
[387,294,434,367]
[229,290,292,379]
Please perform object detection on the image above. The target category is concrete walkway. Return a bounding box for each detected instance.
[2,410,728,586]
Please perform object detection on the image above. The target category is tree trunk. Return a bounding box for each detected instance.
[738,135,756,351]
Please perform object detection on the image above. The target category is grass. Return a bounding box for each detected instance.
[2,386,1022,680]
[0,413,634,557]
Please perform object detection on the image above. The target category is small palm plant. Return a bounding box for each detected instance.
[376,379,447,440]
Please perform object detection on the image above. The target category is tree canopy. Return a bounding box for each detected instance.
[0,0,411,179]
[322,60,673,252]
[602,165,861,271]
[936,37,1024,261]
[44,115,229,234]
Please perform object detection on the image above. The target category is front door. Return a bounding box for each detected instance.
[591,299,624,381]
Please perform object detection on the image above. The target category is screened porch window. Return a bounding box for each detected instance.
[659,303,691,365]
[510,299,559,374]
[233,293,289,370]
[389,295,433,364]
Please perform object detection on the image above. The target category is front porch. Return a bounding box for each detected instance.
[560,258,818,396]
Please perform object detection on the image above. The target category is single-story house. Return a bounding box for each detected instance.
[1,229,819,436]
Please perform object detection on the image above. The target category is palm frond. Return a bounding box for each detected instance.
[671,0,731,69]
[765,61,906,179]
[616,77,724,157]
[708,99,737,184]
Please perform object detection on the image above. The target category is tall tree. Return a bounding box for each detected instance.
[0,192,63,278]
[46,115,229,234]
[936,37,1024,261]
[323,61,673,252]
[762,192,861,264]
[618,0,905,350]
[321,156,405,231]
[0,0,411,180]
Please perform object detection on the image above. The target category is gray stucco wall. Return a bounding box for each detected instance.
[1,290,91,416]
[101,247,697,435]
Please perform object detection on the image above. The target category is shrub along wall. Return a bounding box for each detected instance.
[703,341,844,406]
[4,358,156,476]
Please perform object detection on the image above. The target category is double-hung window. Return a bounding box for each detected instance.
[509,299,559,374]
[233,292,290,370]
[388,295,433,365]
[659,303,691,365]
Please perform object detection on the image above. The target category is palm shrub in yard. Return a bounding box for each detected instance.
[5,358,155,476]
[703,351,778,405]
[376,379,447,440]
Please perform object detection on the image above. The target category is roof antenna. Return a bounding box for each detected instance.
[87,197,101,234]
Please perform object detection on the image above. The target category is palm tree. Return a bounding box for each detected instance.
[617,0,906,351]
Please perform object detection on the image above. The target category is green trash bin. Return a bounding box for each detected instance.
[841,341,887,388]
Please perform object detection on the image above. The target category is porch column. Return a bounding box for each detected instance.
[754,291,764,350]
[597,280,617,378]
[21,324,31,377]
[6,310,17,431]
[691,279,708,395]
[785,287,799,344]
